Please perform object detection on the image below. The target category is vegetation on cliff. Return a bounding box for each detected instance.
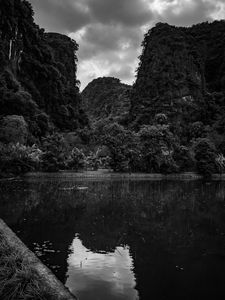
[0,0,89,177]
[0,0,86,132]
[75,21,225,176]
[130,21,225,127]
[81,77,131,123]
[125,21,225,176]
[1,0,225,177]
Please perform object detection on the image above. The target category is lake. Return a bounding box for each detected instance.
[1,174,225,299]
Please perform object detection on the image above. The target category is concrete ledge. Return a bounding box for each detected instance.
[0,219,76,300]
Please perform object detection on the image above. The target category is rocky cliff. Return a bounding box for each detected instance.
[130,21,225,127]
[81,77,131,122]
[0,0,87,139]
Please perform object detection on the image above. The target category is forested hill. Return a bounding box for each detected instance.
[81,77,131,122]
[130,21,225,129]
[0,0,87,142]
[1,4,225,177]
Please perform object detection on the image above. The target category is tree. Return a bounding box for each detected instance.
[173,145,194,172]
[100,122,141,172]
[138,124,177,173]
[0,115,28,144]
[67,147,86,171]
[192,138,218,176]
[40,133,67,172]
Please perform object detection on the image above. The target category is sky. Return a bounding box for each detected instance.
[29,0,225,90]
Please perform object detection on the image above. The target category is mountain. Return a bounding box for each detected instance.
[81,77,131,122]
[130,21,225,129]
[0,0,87,142]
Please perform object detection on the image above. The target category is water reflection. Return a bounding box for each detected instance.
[1,177,225,299]
[66,236,138,300]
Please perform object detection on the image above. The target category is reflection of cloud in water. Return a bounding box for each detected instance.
[65,236,139,300]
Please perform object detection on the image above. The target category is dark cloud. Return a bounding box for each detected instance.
[30,0,152,32]
[29,0,224,89]
[87,0,153,26]
[76,24,142,59]
[29,0,91,33]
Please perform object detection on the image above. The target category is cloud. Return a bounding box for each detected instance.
[70,23,142,87]
[72,24,142,59]
[29,0,224,89]
[152,0,215,26]
[29,0,91,33]
[108,65,135,82]
[30,0,152,32]
[87,0,153,26]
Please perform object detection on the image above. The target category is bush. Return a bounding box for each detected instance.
[100,122,141,172]
[155,113,168,125]
[66,147,86,171]
[189,121,205,139]
[173,145,194,172]
[0,115,28,144]
[40,134,86,172]
[40,133,67,172]
[138,124,177,173]
[215,153,225,174]
[193,138,218,176]
[0,143,42,176]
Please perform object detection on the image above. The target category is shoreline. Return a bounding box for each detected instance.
[22,170,225,180]
[1,170,225,181]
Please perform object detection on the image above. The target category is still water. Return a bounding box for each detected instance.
[1,175,225,299]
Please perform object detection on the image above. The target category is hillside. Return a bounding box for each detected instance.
[130,21,225,130]
[82,21,225,175]
[1,8,225,177]
[81,77,131,122]
[0,0,87,140]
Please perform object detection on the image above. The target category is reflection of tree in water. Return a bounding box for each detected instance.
[1,179,225,298]
[73,180,225,299]
[0,180,40,224]
[76,180,225,250]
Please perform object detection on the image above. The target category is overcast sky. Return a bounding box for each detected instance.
[29,0,225,89]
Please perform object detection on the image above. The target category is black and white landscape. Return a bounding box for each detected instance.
[1,0,225,299]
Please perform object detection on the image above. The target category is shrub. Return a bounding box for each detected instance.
[0,143,42,175]
[86,151,101,170]
[155,113,168,125]
[66,147,86,171]
[138,124,177,173]
[193,138,218,176]
[215,153,225,174]
[40,134,67,171]
[173,145,194,172]
[190,121,205,139]
[100,122,141,172]
[0,115,28,144]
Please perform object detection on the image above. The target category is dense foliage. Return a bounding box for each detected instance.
[81,77,131,123]
[126,21,225,176]
[0,0,90,176]
[130,21,225,128]
[0,0,87,133]
[1,2,225,178]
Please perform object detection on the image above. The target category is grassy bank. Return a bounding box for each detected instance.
[0,232,48,299]
[0,220,76,300]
